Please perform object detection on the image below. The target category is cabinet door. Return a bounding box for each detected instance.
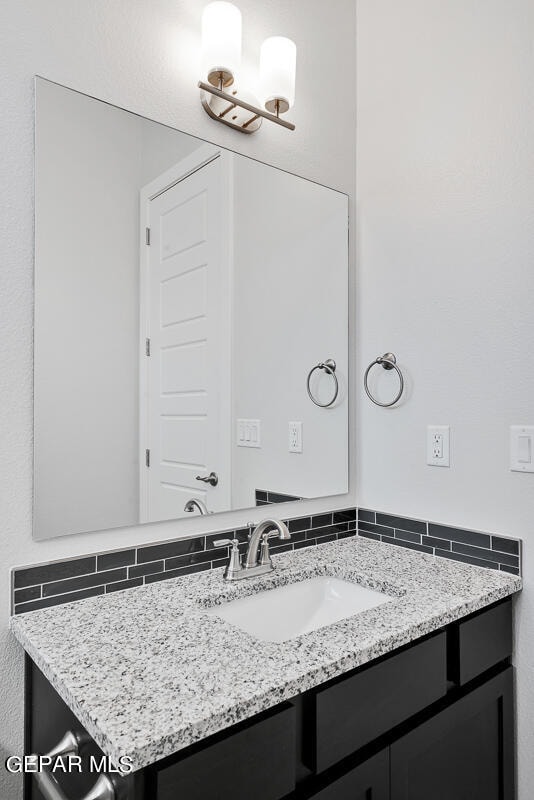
[309,750,389,800]
[391,667,514,800]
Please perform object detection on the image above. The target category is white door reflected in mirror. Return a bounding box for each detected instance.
[140,155,231,522]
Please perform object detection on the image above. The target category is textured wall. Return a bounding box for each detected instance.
[0,1,356,796]
[355,2,534,797]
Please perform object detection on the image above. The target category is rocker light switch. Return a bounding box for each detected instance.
[237,419,261,448]
[518,436,531,463]
[510,426,534,472]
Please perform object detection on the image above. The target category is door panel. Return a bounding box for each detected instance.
[160,192,207,257]
[160,342,208,394]
[160,418,207,464]
[160,265,208,327]
[141,155,231,521]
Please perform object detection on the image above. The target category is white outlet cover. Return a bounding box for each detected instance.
[426,425,450,467]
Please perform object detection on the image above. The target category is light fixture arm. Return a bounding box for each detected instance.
[198,81,295,132]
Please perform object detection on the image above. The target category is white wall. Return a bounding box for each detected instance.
[356,2,534,797]
[232,156,348,507]
[0,1,356,796]
[34,80,204,539]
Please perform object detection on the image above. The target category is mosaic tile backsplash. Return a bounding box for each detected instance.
[12,507,521,614]
[357,509,521,576]
[255,489,304,505]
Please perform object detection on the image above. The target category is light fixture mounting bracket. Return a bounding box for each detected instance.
[198,81,295,133]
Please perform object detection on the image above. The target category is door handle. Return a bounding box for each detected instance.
[195,471,218,487]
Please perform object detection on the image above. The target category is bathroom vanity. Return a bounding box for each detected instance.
[12,537,520,800]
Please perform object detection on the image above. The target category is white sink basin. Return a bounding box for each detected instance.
[206,576,391,643]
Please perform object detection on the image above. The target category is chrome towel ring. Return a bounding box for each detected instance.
[307,359,339,407]
[364,352,404,407]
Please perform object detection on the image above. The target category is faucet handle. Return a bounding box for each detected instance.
[246,522,256,541]
[213,538,243,580]
[261,529,284,542]
[213,538,239,548]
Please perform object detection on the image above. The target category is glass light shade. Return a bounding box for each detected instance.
[259,36,297,113]
[201,2,242,87]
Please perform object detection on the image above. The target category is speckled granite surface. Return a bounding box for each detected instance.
[10,537,521,772]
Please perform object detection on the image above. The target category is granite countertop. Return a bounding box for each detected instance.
[10,536,521,772]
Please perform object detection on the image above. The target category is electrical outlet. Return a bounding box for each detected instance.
[288,421,303,453]
[432,433,444,459]
[427,425,450,467]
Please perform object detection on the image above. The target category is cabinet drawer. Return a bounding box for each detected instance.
[449,598,513,686]
[307,632,447,773]
[156,703,296,800]
[307,750,389,800]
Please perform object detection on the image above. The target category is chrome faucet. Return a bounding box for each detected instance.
[245,519,291,569]
[214,519,291,581]
[184,498,210,515]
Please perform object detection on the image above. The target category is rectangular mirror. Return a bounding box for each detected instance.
[33,77,348,540]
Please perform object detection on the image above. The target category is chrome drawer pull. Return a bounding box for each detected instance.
[34,772,116,800]
[28,730,117,800]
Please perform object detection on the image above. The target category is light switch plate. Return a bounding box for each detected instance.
[288,421,303,453]
[237,419,261,448]
[510,426,534,472]
[426,425,450,467]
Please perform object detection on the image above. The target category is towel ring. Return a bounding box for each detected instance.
[307,359,339,407]
[364,352,404,407]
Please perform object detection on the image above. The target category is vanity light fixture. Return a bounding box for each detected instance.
[198,2,296,133]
